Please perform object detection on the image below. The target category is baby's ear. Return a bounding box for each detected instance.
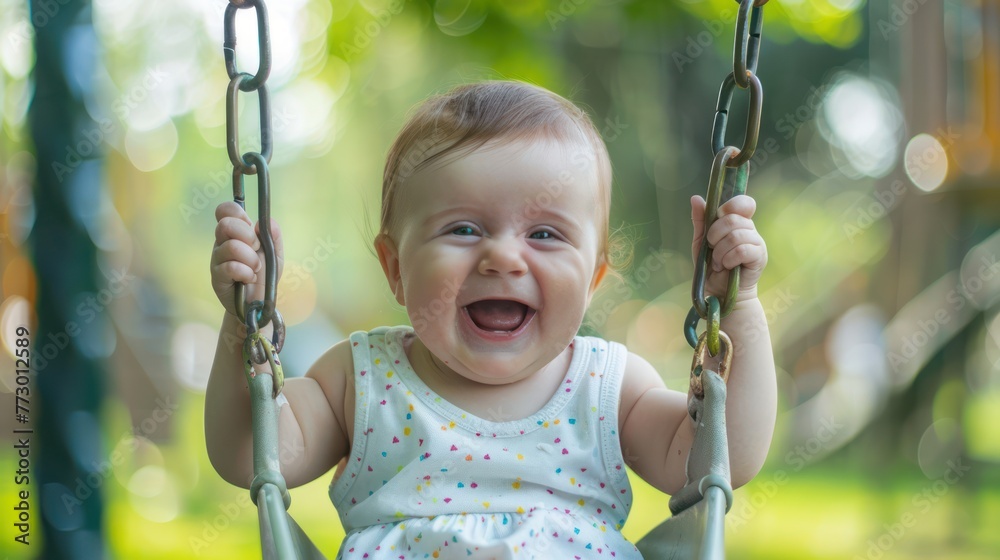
[375,234,405,306]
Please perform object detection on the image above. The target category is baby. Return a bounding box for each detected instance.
[206,81,776,559]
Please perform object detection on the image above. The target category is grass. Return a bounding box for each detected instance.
[2,393,998,559]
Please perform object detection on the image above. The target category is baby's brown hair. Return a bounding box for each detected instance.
[379,80,629,274]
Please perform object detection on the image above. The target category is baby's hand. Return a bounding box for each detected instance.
[210,201,284,318]
[690,194,766,301]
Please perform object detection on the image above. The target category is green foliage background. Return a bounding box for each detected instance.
[2,0,999,558]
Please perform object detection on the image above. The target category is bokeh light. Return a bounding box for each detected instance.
[124,120,179,172]
[434,0,489,37]
[904,133,949,192]
[819,74,904,178]
[171,322,218,392]
[3,1,1000,559]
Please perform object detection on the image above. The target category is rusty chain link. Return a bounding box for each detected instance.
[685,0,768,361]
[224,0,285,370]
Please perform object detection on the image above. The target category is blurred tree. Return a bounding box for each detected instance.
[29,0,107,557]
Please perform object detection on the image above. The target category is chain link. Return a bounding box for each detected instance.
[690,330,733,399]
[686,0,768,355]
[227,73,273,175]
[224,0,284,371]
[224,0,272,92]
[712,72,762,168]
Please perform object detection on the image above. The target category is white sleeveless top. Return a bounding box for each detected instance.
[329,326,641,559]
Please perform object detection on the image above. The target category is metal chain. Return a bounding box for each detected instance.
[223,0,285,370]
[685,0,768,358]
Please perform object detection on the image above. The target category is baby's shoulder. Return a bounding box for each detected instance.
[331,325,412,377]
[305,337,356,388]
[571,334,633,370]
[572,335,652,375]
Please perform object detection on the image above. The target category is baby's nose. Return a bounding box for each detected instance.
[478,238,528,277]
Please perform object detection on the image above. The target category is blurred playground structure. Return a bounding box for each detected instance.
[1,0,1000,558]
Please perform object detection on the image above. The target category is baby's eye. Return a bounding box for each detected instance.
[451,226,476,236]
[529,230,554,240]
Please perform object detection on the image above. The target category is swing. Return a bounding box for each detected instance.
[219,1,769,558]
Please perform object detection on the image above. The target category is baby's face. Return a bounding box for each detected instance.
[377,138,607,385]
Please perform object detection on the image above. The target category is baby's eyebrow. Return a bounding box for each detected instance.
[424,206,478,223]
[525,207,578,224]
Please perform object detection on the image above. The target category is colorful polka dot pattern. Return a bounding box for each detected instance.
[330,326,639,559]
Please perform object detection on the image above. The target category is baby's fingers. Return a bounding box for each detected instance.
[215,201,252,224]
[212,239,262,277]
[706,211,758,248]
[212,259,257,286]
[717,194,757,220]
[216,217,261,251]
[710,230,767,272]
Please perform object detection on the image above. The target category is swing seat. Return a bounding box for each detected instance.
[257,482,327,560]
[247,362,732,560]
[635,367,732,560]
[246,371,327,559]
[635,483,729,560]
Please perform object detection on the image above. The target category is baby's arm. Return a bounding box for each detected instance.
[618,195,777,494]
[205,202,354,489]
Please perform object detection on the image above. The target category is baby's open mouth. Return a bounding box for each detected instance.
[464,300,534,332]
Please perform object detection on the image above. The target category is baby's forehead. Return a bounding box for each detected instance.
[394,141,598,229]
[430,138,596,191]
[428,135,599,180]
[383,132,609,241]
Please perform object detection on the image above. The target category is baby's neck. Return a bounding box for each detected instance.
[402,332,574,423]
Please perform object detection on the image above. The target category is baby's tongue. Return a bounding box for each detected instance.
[466,300,527,331]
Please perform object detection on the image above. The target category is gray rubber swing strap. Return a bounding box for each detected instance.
[248,371,327,560]
[669,368,732,515]
[635,368,732,560]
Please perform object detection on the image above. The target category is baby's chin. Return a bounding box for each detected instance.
[443,351,539,386]
[446,336,578,386]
